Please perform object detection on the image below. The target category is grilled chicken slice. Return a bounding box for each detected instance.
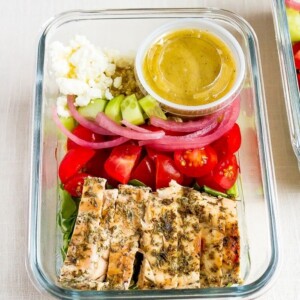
[177,192,201,289]
[221,198,240,286]
[137,184,182,289]
[106,185,150,290]
[59,177,118,290]
[186,190,226,288]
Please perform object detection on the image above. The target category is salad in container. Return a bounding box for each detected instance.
[27,8,280,300]
[272,0,300,165]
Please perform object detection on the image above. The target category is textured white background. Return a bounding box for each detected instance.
[1,0,299,299]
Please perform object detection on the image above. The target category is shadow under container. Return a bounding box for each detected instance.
[28,8,280,300]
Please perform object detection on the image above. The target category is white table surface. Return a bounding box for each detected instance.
[1,0,299,299]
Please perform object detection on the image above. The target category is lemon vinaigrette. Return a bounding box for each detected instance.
[142,29,237,106]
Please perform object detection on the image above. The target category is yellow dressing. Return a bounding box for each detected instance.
[143,29,237,106]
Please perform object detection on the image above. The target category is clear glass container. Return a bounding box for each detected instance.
[271,0,300,166]
[27,8,280,299]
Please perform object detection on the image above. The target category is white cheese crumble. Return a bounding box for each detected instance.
[56,96,70,118]
[113,76,122,89]
[49,35,133,116]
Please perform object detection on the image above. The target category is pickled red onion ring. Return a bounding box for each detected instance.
[121,120,151,133]
[52,108,129,149]
[149,107,226,133]
[142,98,240,151]
[96,112,165,140]
[67,95,115,136]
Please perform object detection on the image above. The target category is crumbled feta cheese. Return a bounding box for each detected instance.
[50,35,135,110]
[56,96,70,117]
[86,87,102,99]
[49,41,72,77]
[105,63,116,77]
[105,89,113,100]
[69,35,91,49]
[56,78,89,95]
[69,44,109,82]
[75,95,91,107]
[113,77,122,89]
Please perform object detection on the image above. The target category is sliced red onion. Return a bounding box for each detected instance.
[96,112,165,140]
[150,107,226,133]
[52,108,129,149]
[142,98,240,151]
[67,95,115,136]
[121,120,151,133]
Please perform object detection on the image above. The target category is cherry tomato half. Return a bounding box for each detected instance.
[212,154,239,190]
[156,154,184,189]
[131,156,155,190]
[174,146,218,178]
[67,124,105,150]
[58,148,95,184]
[63,173,89,197]
[211,123,241,157]
[196,171,226,193]
[104,144,142,184]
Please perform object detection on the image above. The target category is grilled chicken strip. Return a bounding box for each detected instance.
[137,183,182,289]
[187,190,226,288]
[177,190,201,289]
[59,177,118,290]
[221,198,240,286]
[106,185,150,290]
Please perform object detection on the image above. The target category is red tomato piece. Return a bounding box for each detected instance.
[181,175,194,187]
[196,172,226,193]
[104,144,142,184]
[292,42,300,56]
[155,154,184,189]
[174,146,218,178]
[131,156,155,190]
[58,148,95,184]
[85,150,110,177]
[211,123,241,157]
[212,154,239,190]
[294,49,300,70]
[63,173,89,197]
[67,124,105,150]
[146,147,172,161]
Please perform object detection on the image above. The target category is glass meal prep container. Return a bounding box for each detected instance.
[27,8,280,299]
[272,0,300,167]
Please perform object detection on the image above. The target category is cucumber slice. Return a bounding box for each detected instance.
[121,94,145,125]
[139,95,167,120]
[104,95,125,124]
[78,98,107,120]
[59,116,76,131]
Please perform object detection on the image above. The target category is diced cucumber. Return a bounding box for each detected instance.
[59,116,76,131]
[121,94,145,125]
[139,95,167,120]
[104,95,125,124]
[78,98,108,120]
